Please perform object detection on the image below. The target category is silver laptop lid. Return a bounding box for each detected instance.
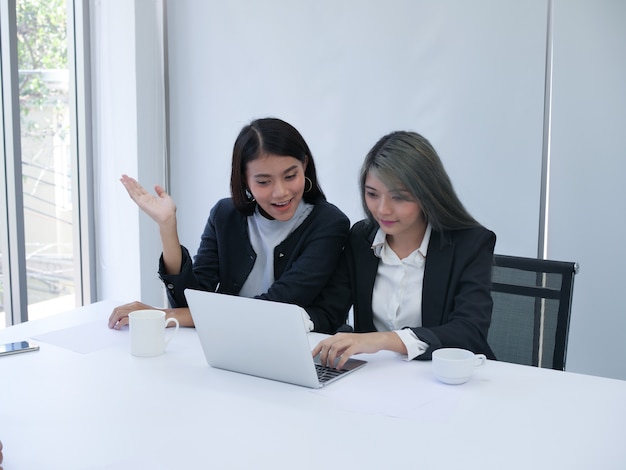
[186,288,323,388]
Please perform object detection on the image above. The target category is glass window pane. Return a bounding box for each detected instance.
[17,0,75,320]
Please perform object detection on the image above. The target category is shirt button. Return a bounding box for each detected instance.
[167,284,174,290]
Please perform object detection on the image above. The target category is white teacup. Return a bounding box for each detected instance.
[432,348,486,385]
[129,309,179,357]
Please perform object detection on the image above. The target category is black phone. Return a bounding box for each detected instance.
[0,340,40,356]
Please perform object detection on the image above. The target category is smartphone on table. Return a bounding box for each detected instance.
[0,340,40,356]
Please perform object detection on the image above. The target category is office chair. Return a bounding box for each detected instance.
[488,254,579,370]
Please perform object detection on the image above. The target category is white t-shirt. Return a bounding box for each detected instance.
[240,199,313,297]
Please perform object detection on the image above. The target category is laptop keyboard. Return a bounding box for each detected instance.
[315,364,348,384]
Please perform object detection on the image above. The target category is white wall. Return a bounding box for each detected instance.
[166,0,547,256]
[547,0,626,379]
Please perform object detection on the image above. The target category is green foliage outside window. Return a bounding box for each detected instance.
[17,0,67,121]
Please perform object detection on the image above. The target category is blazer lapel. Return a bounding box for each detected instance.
[422,230,453,327]
[354,225,381,332]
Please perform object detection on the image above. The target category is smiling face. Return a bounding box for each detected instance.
[246,154,307,221]
[364,170,426,248]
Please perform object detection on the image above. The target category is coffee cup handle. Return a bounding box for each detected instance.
[474,354,487,368]
[164,317,180,347]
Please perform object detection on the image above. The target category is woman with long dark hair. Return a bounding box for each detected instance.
[109,117,349,332]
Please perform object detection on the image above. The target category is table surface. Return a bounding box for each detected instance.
[1,300,625,470]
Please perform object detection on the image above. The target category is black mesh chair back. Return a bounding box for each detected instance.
[488,254,579,370]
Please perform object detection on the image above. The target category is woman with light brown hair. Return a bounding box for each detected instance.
[310,130,497,368]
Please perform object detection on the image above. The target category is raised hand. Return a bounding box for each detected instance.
[120,174,177,227]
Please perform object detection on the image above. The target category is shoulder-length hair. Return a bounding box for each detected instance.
[231,117,325,215]
[359,131,478,232]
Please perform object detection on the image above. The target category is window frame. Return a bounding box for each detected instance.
[0,0,95,327]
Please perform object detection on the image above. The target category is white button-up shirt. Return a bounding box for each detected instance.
[371,224,432,359]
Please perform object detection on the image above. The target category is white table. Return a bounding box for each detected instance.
[1,301,625,470]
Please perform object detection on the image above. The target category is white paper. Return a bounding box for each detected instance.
[32,321,128,354]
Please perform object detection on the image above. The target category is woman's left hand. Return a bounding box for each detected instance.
[312,332,405,370]
[108,301,159,330]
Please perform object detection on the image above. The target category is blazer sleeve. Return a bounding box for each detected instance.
[411,227,496,360]
[305,220,377,334]
[304,247,354,334]
[157,202,225,308]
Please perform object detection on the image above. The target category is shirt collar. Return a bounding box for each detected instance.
[371,228,387,258]
[418,223,432,258]
[371,222,432,260]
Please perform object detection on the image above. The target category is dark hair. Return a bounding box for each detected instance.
[359,131,478,232]
[231,117,325,215]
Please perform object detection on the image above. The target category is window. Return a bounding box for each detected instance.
[1,0,93,328]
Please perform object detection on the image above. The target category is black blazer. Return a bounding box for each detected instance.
[158,197,350,333]
[307,220,497,359]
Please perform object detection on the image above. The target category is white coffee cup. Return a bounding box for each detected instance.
[432,348,486,385]
[129,309,179,357]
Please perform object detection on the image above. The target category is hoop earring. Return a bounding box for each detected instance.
[304,177,313,193]
[245,189,255,202]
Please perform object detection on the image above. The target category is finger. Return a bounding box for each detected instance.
[311,342,322,358]
[325,338,352,369]
[327,344,342,369]
[109,314,123,329]
[154,184,168,198]
[109,303,135,329]
[319,345,329,367]
[314,338,332,366]
[120,174,139,192]
[108,310,119,328]
[121,180,140,201]
[128,183,149,201]
[113,317,129,330]
[336,349,354,370]
[121,174,139,185]
[120,176,149,200]
[318,336,342,367]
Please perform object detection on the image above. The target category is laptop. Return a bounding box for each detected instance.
[185,288,367,388]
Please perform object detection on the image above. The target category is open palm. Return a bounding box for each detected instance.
[120,174,177,226]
